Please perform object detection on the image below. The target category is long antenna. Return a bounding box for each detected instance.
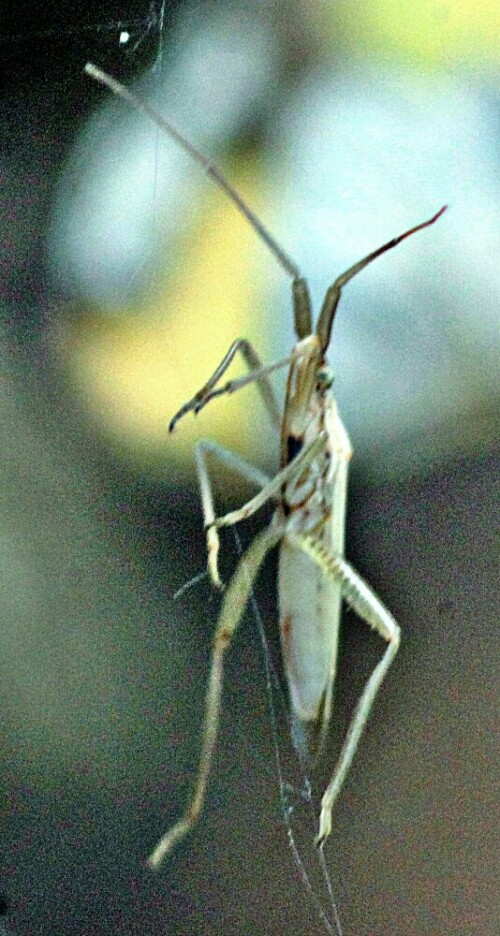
[84,63,301,280]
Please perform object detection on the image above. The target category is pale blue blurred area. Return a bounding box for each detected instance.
[51,5,282,306]
[274,67,499,467]
[50,15,499,477]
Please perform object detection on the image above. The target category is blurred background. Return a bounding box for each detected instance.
[0,1,498,934]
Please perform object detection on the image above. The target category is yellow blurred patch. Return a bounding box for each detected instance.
[62,158,277,478]
[337,0,500,68]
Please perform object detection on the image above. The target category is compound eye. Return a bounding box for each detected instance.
[316,366,334,389]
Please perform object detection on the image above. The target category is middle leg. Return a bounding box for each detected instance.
[197,432,328,586]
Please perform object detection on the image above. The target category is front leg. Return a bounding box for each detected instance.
[289,533,400,848]
[170,338,285,431]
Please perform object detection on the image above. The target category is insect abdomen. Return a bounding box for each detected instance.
[278,538,342,723]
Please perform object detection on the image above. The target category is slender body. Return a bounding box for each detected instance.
[279,380,351,730]
[85,63,446,868]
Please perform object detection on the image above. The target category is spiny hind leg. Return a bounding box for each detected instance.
[289,533,400,848]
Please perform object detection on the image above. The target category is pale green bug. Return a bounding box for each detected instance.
[85,63,446,869]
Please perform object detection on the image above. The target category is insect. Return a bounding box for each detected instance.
[85,63,446,869]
